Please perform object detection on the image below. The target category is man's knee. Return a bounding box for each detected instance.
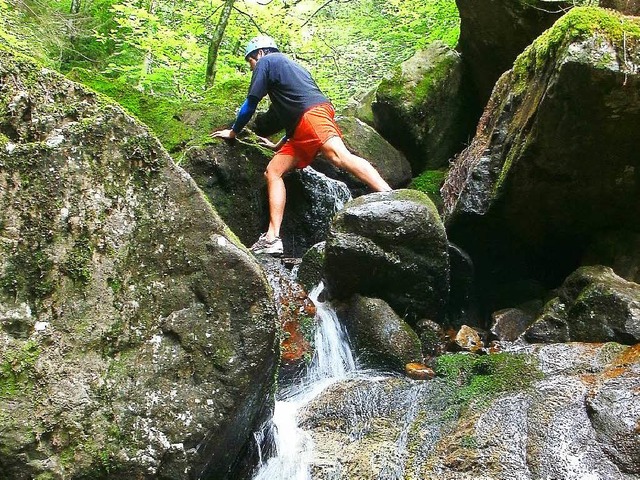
[265,164,285,182]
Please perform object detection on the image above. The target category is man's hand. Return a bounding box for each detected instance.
[256,136,278,150]
[211,129,236,140]
[257,135,287,151]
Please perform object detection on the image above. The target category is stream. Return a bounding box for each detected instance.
[252,282,358,479]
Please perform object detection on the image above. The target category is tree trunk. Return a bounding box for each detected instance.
[205,0,235,89]
[70,0,81,14]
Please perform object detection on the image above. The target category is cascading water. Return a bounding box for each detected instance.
[252,282,357,480]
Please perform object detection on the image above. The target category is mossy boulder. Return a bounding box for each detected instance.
[0,48,278,479]
[347,86,377,127]
[324,189,449,324]
[372,41,475,173]
[180,139,272,249]
[525,266,640,344]
[337,295,422,372]
[443,7,640,314]
[314,116,412,196]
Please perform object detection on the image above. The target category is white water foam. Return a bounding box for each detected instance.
[252,282,356,480]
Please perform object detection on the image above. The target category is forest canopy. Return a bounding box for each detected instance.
[2,0,460,108]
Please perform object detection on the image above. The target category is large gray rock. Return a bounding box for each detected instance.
[180,139,271,247]
[0,49,278,479]
[324,189,449,324]
[313,116,412,196]
[337,295,422,371]
[525,266,640,344]
[443,7,640,314]
[372,41,475,173]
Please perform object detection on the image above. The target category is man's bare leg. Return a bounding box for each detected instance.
[320,136,392,192]
[264,153,299,241]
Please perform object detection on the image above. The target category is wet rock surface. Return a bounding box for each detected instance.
[301,343,640,479]
[337,295,422,371]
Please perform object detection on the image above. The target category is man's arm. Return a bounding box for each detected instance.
[211,95,260,139]
[257,135,287,151]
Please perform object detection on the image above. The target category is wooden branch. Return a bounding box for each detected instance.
[203,4,223,23]
[232,6,265,33]
[300,0,335,28]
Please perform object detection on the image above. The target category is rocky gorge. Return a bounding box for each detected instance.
[1,1,639,480]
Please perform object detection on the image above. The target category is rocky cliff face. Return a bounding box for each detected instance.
[455,0,577,109]
[0,49,278,479]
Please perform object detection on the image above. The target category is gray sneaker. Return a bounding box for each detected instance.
[250,233,283,255]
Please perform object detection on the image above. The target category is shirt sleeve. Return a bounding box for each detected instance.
[231,95,259,134]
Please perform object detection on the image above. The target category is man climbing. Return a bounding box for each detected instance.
[212,35,391,255]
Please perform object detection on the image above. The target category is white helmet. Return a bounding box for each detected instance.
[244,35,278,59]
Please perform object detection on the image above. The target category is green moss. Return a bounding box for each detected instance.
[61,237,93,285]
[66,67,193,153]
[435,352,542,408]
[106,277,122,294]
[410,168,447,207]
[0,340,40,398]
[512,7,640,93]
[414,53,457,104]
[298,313,316,353]
[1,249,54,301]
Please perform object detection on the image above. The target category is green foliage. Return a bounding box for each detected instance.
[4,0,461,151]
[298,0,460,106]
[435,352,542,408]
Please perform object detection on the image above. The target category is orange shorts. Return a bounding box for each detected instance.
[277,103,342,169]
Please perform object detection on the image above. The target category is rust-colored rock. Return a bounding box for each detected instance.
[281,321,311,365]
[455,325,484,352]
[405,362,436,380]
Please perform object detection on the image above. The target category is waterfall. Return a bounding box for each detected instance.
[252,282,357,480]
